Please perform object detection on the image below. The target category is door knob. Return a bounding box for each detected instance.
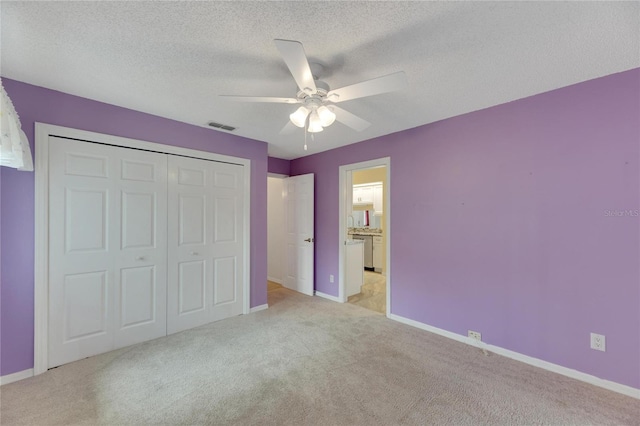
[304,238,314,243]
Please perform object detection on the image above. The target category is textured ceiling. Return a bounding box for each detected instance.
[1,1,639,159]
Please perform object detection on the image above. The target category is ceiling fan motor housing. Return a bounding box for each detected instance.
[290,78,337,130]
[297,80,331,110]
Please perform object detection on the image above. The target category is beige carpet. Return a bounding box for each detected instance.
[1,285,638,425]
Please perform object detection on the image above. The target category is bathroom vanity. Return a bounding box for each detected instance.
[349,228,383,272]
[352,234,373,269]
[345,239,364,298]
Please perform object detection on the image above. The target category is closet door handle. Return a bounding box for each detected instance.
[191,251,199,256]
[136,256,146,261]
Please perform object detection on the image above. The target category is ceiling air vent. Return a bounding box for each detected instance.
[207,121,236,131]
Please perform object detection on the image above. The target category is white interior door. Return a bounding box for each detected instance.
[284,174,314,296]
[48,137,168,368]
[167,155,244,334]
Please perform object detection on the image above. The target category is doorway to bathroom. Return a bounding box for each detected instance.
[338,157,390,316]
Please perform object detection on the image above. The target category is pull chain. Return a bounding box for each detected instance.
[304,112,309,151]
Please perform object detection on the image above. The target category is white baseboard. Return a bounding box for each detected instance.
[249,304,268,313]
[314,291,342,303]
[267,276,282,284]
[387,313,640,400]
[0,368,34,386]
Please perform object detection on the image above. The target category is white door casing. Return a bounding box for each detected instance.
[283,174,314,296]
[48,137,168,368]
[167,155,244,334]
[338,158,391,311]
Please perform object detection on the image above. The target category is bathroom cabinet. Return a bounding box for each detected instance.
[373,236,383,272]
[345,239,365,297]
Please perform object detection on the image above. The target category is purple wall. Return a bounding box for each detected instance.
[291,69,640,389]
[267,157,291,176]
[0,79,268,376]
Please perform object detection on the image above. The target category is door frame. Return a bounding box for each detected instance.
[338,157,391,316]
[266,173,288,286]
[34,123,252,375]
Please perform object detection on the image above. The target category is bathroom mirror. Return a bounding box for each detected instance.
[351,210,381,229]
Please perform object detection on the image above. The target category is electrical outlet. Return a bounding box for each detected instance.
[468,330,482,341]
[329,275,334,283]
[590,333,606,352]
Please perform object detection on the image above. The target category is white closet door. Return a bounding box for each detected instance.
[167,156,244,334]
[49,137,115,368]
[114,147,168,349]
[48,137,168,368]
[208,161,244,323]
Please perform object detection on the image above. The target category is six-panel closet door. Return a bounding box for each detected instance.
[48,137,168,368]
[48,137,245,369]
[167,155,244,334]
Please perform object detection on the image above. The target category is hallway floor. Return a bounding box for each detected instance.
[347,271,386,314]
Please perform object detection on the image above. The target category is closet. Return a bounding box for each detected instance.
[47,136,245,368]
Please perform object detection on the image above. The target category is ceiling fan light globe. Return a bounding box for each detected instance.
[317,106,336,127]
[289,106,310,127]
[308,111,324,132]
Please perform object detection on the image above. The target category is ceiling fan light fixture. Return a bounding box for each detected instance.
[317,105,336,127]
[308,111,324,133]
[308,122,324,133]
[222,40,407,150]
[289,106,310,127]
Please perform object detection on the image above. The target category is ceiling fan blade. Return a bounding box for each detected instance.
[274,39,317,95]
[219,95,299,104]
[331,106,371,132]
[327,71,407,103]
[279,121,297,135]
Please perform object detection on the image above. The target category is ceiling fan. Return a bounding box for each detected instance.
[220,39,407,139]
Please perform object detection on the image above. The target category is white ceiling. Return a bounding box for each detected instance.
[2,1,639,160]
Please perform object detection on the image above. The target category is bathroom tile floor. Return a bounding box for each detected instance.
[348,271,386,314]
